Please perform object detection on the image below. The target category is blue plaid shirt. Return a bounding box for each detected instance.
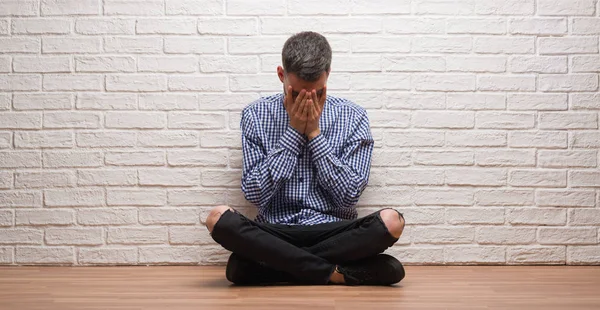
[240,93,374,225]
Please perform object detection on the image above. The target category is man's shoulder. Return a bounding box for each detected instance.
[242,93,283,115]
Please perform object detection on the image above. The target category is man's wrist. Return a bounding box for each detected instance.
[307,128,321,141]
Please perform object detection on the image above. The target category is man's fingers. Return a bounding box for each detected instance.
[291,89,306,114]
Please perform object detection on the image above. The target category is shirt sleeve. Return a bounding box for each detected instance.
[240,107,305,208]
[307,110,374,210]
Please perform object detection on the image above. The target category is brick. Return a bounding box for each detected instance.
[477,227,536,244]
[474,37,534,54]
[76,18,135,34]
[0,112,42,129]
[168,112,226,129]
[77,132,136,148]
[414,189,474,206]
[43,37,101,53]
[140,246,201,264]
[506,208,567,226]
[447,18,505,34]
[413,0,475,15]
[43,151,103,168]
[13,93,72,110]
[385,131,444,147]
[77,169,136,186]
[13,56,70,73]
[136,18,196,34]
[107,189,166,206]
[0,0,39,16]
[79,248,137,265]
[509,56,567,74]
[0,132,10,149]
[475,189,534,206]
[140,94,197,110]
[75,56,136,72]
[384,247,444,264]
[509,170,567,188]
[384,169,444,186]
[0,56,8,72]
[570,171,600,187]
[43,112,101,129]
[0,191,42,208]
[45,189,104,207]
[447,208,505,225]
[414,151,473,166]
[104,37,162,54]
[476,112,534,129]
[0,75,41,91]
[43,74,103,91]
[229,74,285,92]
[478,75,535,91]
[569,209,600,226]
[536,190,596,207]
[539,37,598,55]
[413,227,474,244]
[15,131,73,148]
[540,74,599,92]
[0,247,12,264]
[572,56,600,73]
[568,246,600,265]
[138,131,198,147]
[41,0,99,15]
[229,37,286,54]
[108,227,167,245]
[139,168,199,187]
[371,150,411,167]
[12,18,71,34]
[508,131,568,148]
[540,112,597,129]
[571,132,600,148]
[164,37,224,54]
[414,74,475,91]
[0,151,41,168]
[0,171,11,189]
[446,56,506,73]
[384,18,445,34]
[413,111,473,129]
[0,229,42,244]
[539,150,597,168]
[507,93,567,111]
[77,208,137,226]
[351,36,410,53]
[539,228,597,245]
[106,75,167,92]
[16,247,73,264]
[105,112,165,129]
[226,0,282,15]
[46,228,103,245]
[16,209,73,226]
[383,56,444,72]
[368,111,410,128]
[106,151,164,166]
[0,210,12,226]
[351,0,410,14]
[446,169,506,186]
[475,0,534,15]
[167,150,228,167]
[166,0,223,15]
[572,18,600,34]
[15,171,74,188]
[445,246,506,264]
[138,56,197,73]
[413,37,471,53]
[393,207,444,225]
[509,18,567,35]
[538,0,596,16]
[447,131,506,147]
[200,56,258,74]
[508,246,565,264]
[139,208,198,225]
[167,189,227,206]
[288,0,349,15]
[77,93,136,110]
[170,226,213,245]
[199,18,256,35]
[105,0,164,15]
[169,75,227,91]
[200,131,241,148]
[385,93,445,110]
[201,170,241,188]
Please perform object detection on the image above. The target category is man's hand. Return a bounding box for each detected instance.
[284,86,310,134]
[305,86,327,140]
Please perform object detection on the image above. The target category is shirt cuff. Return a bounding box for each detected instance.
[279,125,306,156]
[307,133,331,162]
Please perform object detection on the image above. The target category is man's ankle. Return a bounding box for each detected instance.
[329,265,345,284]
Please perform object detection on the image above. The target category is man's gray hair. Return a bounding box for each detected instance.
[281,31,332,82]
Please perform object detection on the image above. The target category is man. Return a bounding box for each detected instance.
[207,31,406,286]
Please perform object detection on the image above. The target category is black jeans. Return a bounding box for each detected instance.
[210,208,403,285]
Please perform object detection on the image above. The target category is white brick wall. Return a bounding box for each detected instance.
[0,0,598,266]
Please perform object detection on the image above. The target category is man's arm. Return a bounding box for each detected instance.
[240,108,305,208]
[307,111,374,209]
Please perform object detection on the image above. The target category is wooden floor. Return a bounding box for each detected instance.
[1,266,599,310]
